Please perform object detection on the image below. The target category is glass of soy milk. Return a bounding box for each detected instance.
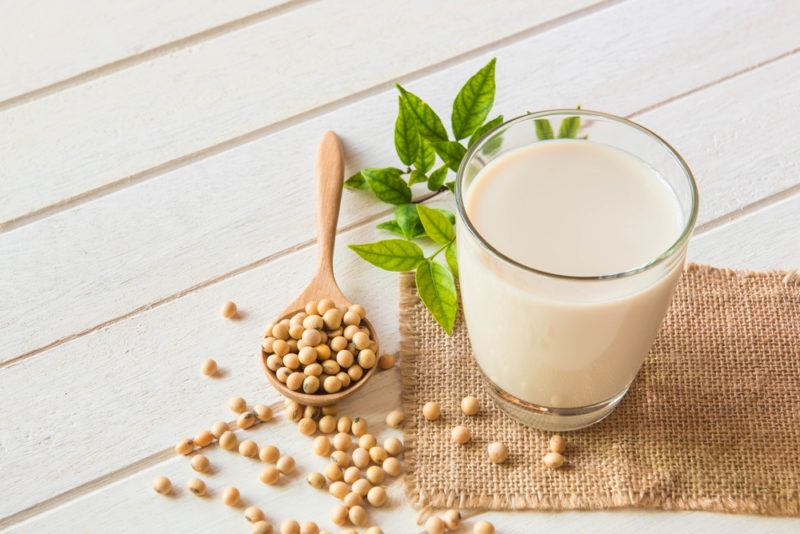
[456,110,698,431]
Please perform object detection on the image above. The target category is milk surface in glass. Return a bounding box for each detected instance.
[460,139,684,409]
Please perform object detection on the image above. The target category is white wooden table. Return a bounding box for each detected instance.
[2,1,799,532]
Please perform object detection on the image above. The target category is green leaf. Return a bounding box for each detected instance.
[445,242,459,278]
[427,165,448,191]
[468,115,504,147]
[396,85,448,142]
[414,138,436,173]
[394,203,424,240]
[432,141,467,172]
[437,208,456,225]
[451,58,496,140]
[344,171,368,190]
[376,220,403,236]
[445,181,456,193]
[394,97,419,165]
[558,116,581,138]
[417,204,455,245]
[415,259,458,334]
[362,167,411,205]
[408,169,428,186]
[534,119,554,140]
[349,240,424,272]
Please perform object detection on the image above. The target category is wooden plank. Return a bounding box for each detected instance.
[688,193,800,270]
[0,0,291,103]
[0,0,600,227]
[0,218,403,521]
[3,0,800,366]
[4,375,420,533]
[6,193,800,531]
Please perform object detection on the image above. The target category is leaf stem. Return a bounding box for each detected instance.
[427,238,455,260]
[411,187,449,205]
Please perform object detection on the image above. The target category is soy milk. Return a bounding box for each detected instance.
[459,140,685,408]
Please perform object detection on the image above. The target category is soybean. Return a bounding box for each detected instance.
[319,415,337,433]
[329,480,349,499]
[253,521,273,534]
[245,506,265,522]
[175,439,193,456]
[451,425,471,445]
[385,410,404,428]
[222,486,240,506]
[239,440,258,458]
[298,417,317,436]
[461,396,480,416]
[348,505,367,526]
[237,411,256,429]
[228,396,247,413]
[201,358,218,376]
[152,476,172,495]
[443,510,461,530]
[307,471,326,489]
[313,436,331,456]
[277,455,295,474]
[219,431,237,450]
[260,466,280,485]
[367,485,387,507]
[260,444,280,463]
[280,520,300,534]
[543,451,564,469]
[330,505,349,526]
[366,465,384,485]
[425,516,446,534]
[384,437,403,456]
[191,454,210,472]
[378,353,395,370]
[487,442,508,464]
[422,402,441,421]
[187,478,206,496]
[549,434,567,454]
[351,417,368,437]
[211,421,229,438]
[194,430,213,448]
[220,301,237,319]
[254,404,273,422]
[383,457,402,477]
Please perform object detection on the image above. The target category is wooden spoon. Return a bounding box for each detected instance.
[260,131,379,406]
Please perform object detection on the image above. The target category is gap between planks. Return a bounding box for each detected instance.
[3,42,799,372]
[0,398,289,529]
[5,147,800,529]
[0,0,317,112]
[0,0,623,235]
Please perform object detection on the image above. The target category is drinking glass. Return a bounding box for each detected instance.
[455,110,699,431]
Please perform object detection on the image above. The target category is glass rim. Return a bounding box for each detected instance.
[454,108,699,282]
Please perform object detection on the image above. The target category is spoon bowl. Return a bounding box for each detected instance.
[262,308,380,406]
[259,131,379,406]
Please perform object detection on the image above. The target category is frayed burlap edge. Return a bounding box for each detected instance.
[399,263,800,518]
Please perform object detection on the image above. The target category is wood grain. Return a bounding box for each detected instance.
[5,193,800,531]
[0,0,291,104]
[0,218,404,521]
[3,1,800,531]
[0,0,600,227]
[5,373,417,532]
[4,0,799,366]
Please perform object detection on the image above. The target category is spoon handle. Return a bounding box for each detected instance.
[314,131,345,279]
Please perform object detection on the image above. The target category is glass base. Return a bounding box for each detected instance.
[481,374,630,431]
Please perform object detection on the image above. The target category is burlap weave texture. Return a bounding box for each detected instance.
[400,264,800,515]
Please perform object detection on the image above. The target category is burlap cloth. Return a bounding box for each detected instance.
[399,264,800,516]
